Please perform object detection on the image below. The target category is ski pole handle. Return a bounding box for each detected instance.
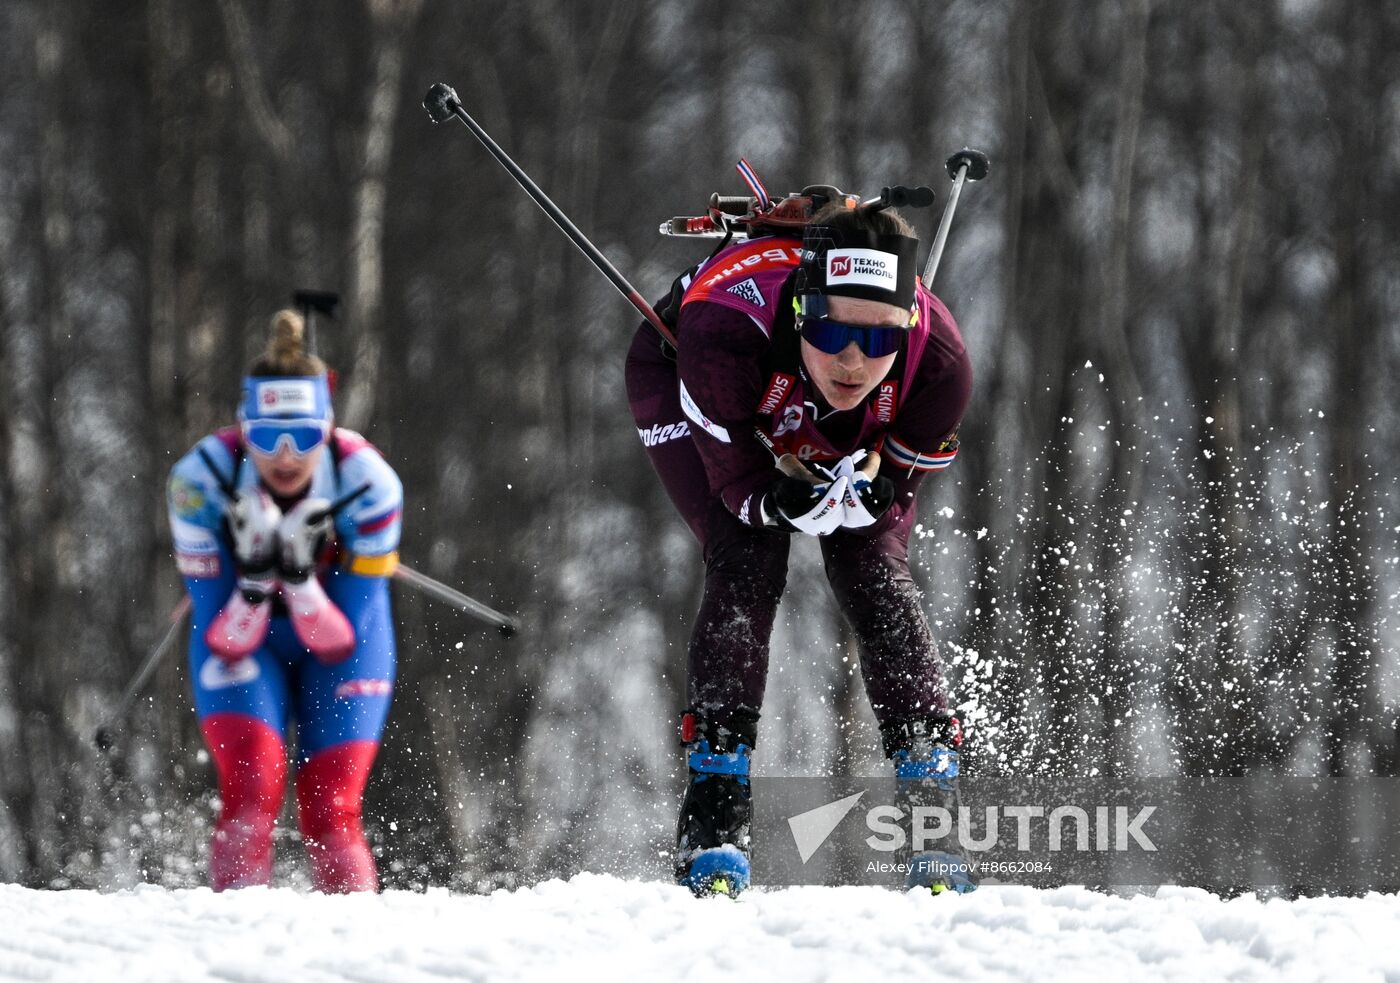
[423,82,678,349]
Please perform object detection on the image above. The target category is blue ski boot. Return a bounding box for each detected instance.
[883,712,978,895]
[675,707,759,898]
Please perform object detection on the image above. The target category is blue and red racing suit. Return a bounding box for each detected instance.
[168,426,402,891]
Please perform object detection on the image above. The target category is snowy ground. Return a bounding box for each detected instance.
[0,876,1395,982]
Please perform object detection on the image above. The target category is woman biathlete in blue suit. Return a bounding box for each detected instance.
[167,310,403,892]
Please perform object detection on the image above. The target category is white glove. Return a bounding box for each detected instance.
[838,482,879,528]
[839,450,894,530]
[277,498,333,583]
[225,488,281,596]
[809,449,894,530]
[768,474,851,536]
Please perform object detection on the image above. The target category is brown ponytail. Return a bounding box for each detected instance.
[247,309,326,376]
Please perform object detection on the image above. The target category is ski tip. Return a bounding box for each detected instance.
[680,847,751,898]
[686,874,741,899]
[926,881,978,896]
[907,851,978,895]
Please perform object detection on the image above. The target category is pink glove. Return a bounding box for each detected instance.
[278,500,355,663]
[205,591,274,662]
[281,578,355,664]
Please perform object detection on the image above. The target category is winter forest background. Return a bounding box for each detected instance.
[0,0,1397,890]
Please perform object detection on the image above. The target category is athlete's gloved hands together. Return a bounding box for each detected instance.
[207,492,355,664]
[765,450,894,536]
[277,498,333,583]
[224,490,335,581]
[769,472,850,536]
[828,452,895,530]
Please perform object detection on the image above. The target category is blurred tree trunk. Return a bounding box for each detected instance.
[14,0,81,881]
[977,0,1037,764]
[1092,0,1150,774]
[1007,0,1092,771]
[0,222,29,880]
[340,0,424,431]
[1173,3,1291,776]
[1322,0,1384,777]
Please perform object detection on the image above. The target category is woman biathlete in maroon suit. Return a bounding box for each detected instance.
[626,196,975,895]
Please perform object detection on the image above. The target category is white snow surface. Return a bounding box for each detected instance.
[0,876,1396,982]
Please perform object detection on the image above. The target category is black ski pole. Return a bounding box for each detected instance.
[393,562,520,637]
[921,149,991,286]
[422,82,678,349]
[94,596,192,751]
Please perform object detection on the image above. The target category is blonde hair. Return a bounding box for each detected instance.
[247,309,326,376]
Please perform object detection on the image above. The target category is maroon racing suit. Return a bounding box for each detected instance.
[625,235,972,728]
